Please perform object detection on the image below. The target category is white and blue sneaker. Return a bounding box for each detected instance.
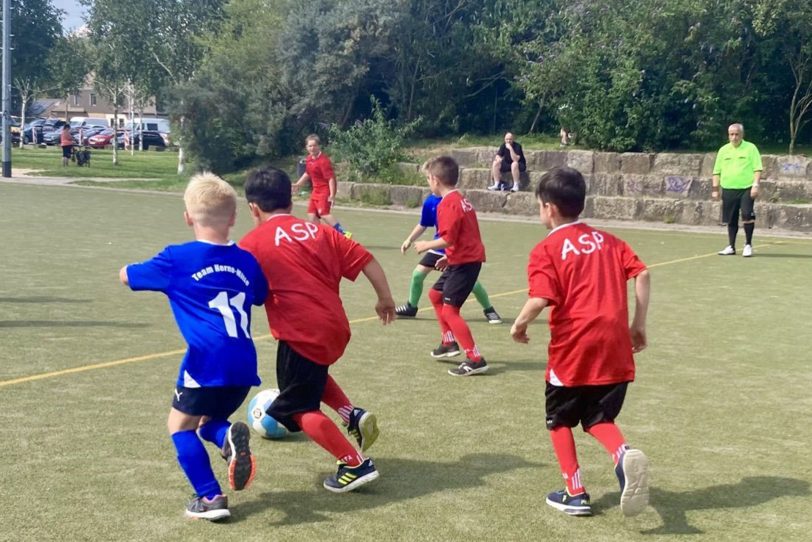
[545,489,592,516]
[323,458,380,493]
[615,448,650,517]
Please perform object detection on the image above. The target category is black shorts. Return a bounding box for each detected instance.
[545,381,628,431]
[266,340,329,433]
[62,145,72,158]
[172,385,252,419]
[499,160,527,173]
[431,262,481,307]
[722,187,756,223]
[419,251,443,269]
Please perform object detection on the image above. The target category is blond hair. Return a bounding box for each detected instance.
[183,172,237,227]
[305,134,321,145]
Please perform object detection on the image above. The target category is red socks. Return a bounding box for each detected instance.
[549,427,585,495]
[586,422,628,465]
[428,289,481,361]
[321,375,353,424]
[292,411,363,466]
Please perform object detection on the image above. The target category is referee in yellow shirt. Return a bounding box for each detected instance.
[711,123,762,258]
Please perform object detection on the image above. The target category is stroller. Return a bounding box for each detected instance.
[72,145,92,167]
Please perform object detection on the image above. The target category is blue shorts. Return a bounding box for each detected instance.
[172,385,252,418]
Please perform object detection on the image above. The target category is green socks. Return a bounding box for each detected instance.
[408,269,428,307]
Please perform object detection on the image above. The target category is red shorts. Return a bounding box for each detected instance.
[307,191,332,217]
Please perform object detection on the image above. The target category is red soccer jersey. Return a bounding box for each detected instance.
[305,152,335,193]
[239,214,373,365]
[436,190,486,265]
[527,221,647,386]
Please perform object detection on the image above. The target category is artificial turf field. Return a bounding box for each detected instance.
[2,181,811,542]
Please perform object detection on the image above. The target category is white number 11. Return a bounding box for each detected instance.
[208,291,250,338]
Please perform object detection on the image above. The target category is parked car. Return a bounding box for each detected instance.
[117,130,166,150]
[41,119,68,145]
[86,128,119,149]
[23,118,47,144]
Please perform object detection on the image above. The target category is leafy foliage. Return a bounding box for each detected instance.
[327,98,421,181]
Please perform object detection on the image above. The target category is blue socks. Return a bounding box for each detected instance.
[171,430,221,499]
[333,223,346,234]
[198,419,230,448]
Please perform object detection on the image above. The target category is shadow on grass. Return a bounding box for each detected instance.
[0,296,92,303]
[232,453,542,525]
[0,320,149,328]
[592,476,810,535]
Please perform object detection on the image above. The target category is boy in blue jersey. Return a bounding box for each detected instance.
[119,173,268,521]
[396,193,502,332]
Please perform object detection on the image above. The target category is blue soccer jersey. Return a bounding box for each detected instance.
[126,241,268,388]
[420,194,445,255]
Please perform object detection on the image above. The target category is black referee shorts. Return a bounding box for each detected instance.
[266,340,329,433]
[722,187,756,223]
[431,261,481,307]
[545,381,629,431]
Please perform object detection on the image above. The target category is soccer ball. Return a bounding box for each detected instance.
[246,388,288,439]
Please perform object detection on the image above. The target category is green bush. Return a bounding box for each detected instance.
[328,98,421,182]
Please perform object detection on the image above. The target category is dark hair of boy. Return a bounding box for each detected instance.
[245,167,293,213]
[535,167,587,218]
[424,156,459,186]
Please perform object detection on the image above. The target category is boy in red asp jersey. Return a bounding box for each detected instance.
[292,134,352,239]
[414,156,488,377]
[240,167,396,493]
[510,166,651,518]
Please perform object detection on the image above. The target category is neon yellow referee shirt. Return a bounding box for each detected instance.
[712,140,762,189]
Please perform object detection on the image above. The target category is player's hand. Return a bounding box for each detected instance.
[510,323,529,344]
[375,296,396,325]
[750,185,759,199]
[414,241,429,254]
[630,325,647,353]
[328,195,335,204]
[400,239,412,254]
[434,256,448,271]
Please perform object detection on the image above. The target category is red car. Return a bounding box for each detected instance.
[86,128,119,149]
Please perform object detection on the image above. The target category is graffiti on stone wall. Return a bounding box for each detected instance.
[665,175,692,196]
[780,162,805,175]
[624,179,644,194]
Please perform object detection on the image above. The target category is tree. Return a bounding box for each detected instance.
[47,35,90,124]
[11,0,63,146]
[753,0,812,154]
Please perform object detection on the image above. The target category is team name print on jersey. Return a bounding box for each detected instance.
[274,221,320,246]
[461,198,474,212]
[561,231,605,261]
[191,264,251,285]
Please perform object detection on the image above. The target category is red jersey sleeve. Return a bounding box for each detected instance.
[527,243,561,305]
[328,227,373,280]
[618,240,647,279]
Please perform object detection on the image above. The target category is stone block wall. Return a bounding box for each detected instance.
[340,148,812,232]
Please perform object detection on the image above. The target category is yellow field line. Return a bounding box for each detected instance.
[0,241,786,388]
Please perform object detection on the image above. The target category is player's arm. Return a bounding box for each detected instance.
[510,297,549,344]
[414,236,448,254]
[401,224,428,254]
[118,266,129,286]
[751,170,762,198]
[293,171,310,189]
[361,258,396,325]
[327,176,337,202]
[630,269,650,353]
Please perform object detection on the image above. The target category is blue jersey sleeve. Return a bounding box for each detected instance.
[127,247,173,292]
[420,197,438,228]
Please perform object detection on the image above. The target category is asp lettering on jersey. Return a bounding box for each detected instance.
[273,221,320,246]
[560,231,605,260]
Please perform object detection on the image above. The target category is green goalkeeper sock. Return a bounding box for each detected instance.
[408,269,428,307]
[472,282,492,309]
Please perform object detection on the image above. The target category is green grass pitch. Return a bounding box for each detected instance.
[1,182,811,541]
